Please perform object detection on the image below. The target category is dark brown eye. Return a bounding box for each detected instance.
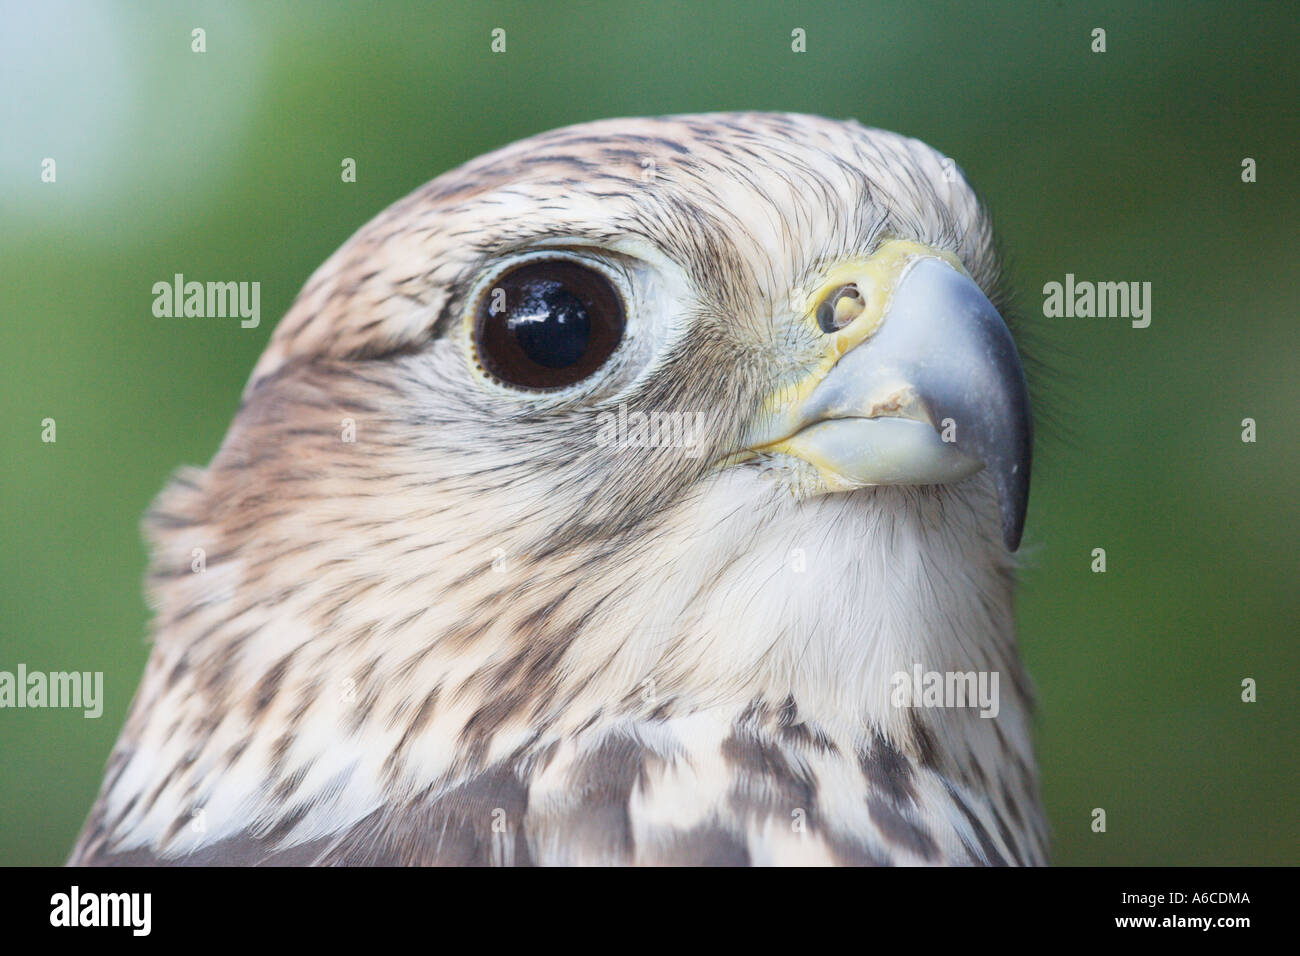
[473,260,626,390]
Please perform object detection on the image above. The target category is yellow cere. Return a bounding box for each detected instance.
[760,239,966,419]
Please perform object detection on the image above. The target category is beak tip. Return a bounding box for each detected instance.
[1002,513,1025,552]
[996,455,1031,552]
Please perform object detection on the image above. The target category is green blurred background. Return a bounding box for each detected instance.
[2,1,1296,865]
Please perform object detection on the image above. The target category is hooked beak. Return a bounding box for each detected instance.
[743,241,1033,550]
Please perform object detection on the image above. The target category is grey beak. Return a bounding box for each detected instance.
[752,256,1033,550]
[875,257,1033,550]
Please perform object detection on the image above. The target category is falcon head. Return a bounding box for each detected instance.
[75,113,1044,866]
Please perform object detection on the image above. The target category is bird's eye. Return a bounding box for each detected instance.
[473,260,626,390]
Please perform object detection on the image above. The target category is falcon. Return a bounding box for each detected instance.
[72,112,1048,865]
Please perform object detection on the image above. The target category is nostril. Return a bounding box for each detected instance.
[815,283,865,333]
